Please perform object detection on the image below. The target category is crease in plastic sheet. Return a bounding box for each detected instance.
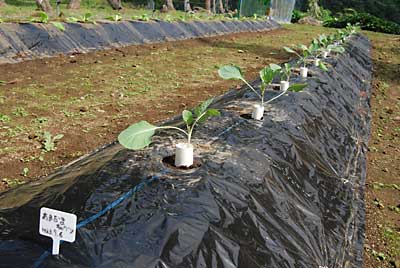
[0,34,371,268]
[0,19,280,64]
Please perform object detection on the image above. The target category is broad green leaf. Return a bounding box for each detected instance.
[194,98,214,117]
[118,121,157,150]
[39,11,49,23]
[283,46,296,54]
[318,61,329,72]
[259,67,275,85]
[218,65,243,80]
[328,45,345,54]
[84,13,93,20]
[288,83,307,92]
[206,108,220,117]
[182,110,193,125]
[51,21,65,31]
[269,63,281,72]
[197,108,220,124]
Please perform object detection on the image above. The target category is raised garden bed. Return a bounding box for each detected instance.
[0,19,280,64]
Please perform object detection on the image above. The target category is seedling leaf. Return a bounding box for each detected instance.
[269,63,281,72]
[318,61,329,72]
[218,65,243,80]
[283,46,296,54]
[197,108,220,124]
[118,121,157,150]
[51,21,65,31]
[194,98,214,117]
[182,110,193,125]
[259,67,276,85]
[288,83,307,92]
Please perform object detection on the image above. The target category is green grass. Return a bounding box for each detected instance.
[0,0,242,22]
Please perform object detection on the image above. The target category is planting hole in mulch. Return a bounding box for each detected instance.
[240,113,263,121]
[162,155,202,172]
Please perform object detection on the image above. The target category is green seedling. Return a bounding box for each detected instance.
[2,178,25,187]
[41,131,64,152]
[371,250,386,261]
[12,107,29,117]
[283,44,317,68]
[118,98,220,150]
[133,14,150,21]
[22,167,29,177]
[278,63,293,82]
[67,13,96,24]
[31,11,49,23]
[316,35,345,55]
[51,21,65,31]
[0,113,11,122]
[218,65,307,106]
[106,14,122,22]
[284,44,329,72]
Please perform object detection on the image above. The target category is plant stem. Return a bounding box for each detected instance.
[157,126,189,141]
[187,110,208,144]
[241,79,263,101]
[264,90,287,105]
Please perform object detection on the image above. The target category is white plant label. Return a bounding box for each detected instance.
[39,207,77,255]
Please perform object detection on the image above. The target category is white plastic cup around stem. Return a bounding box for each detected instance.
[252,104,264,120]
[52,239,60,255]
[175,143,193,167]
[314,58,320,66]
[300,67,308,79]
[280,81,289,91]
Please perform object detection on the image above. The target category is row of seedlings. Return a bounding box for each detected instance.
[118,24,360,168]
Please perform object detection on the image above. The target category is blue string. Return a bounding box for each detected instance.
[32,175,160,268]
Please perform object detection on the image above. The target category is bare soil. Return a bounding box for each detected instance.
[363,31,400,268]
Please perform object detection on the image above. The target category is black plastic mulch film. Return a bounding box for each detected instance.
[0,34,372,268]
[0,20,280,64]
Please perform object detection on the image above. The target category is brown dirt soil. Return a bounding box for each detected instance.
[364,32,400,268]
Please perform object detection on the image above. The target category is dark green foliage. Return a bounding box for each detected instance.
[295,0,400,24]
[324,11,400,35]
[291,9,307,23]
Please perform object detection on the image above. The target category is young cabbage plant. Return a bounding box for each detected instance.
[218,65,279,102]
[274,63,292,91]
[118,98,220,167]
[264,63,307,105]
[283,45,311,68]
[278,63,292,82]
[67,13,96,24]
[30,12,65,31]
[218,65,307,120]
[31,11,49,23]
[106,14,122,22]
[283,44,316,78]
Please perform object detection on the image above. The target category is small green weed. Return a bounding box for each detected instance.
[41,131,64,152]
